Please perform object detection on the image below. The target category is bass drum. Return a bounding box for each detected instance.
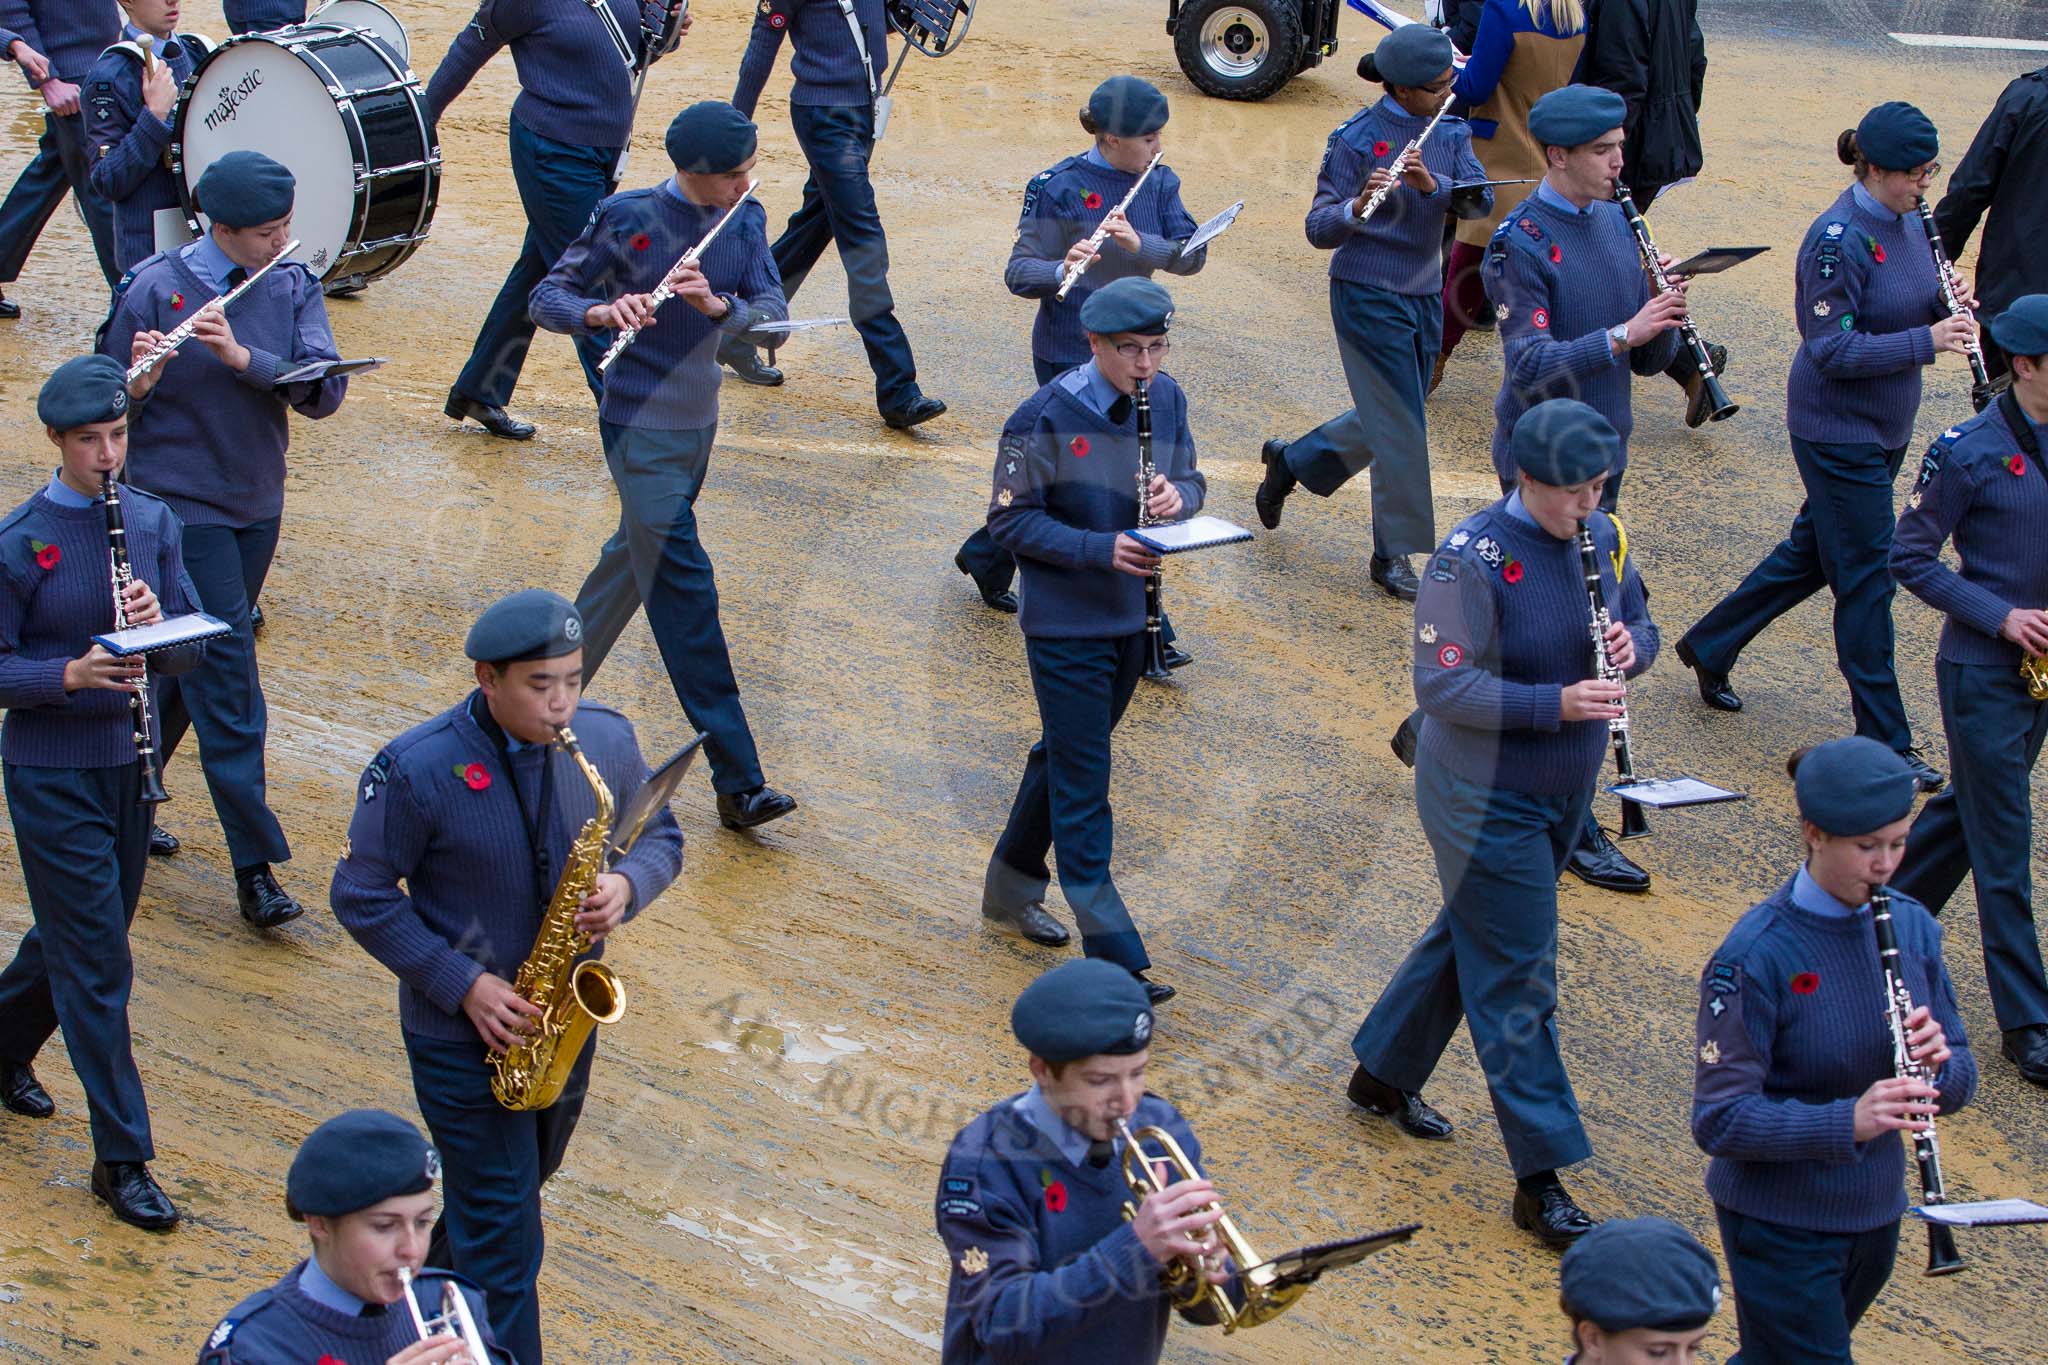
[170,24,439,287]
[309,0,409,64]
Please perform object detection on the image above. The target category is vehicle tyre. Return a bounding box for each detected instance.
[1173,0,1304,101]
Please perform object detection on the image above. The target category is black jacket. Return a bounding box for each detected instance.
[1446,0,1486,52]
[1935,66,2048,321]
[1577,0,1706,191]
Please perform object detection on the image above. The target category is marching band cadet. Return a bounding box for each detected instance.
[1675,103,1963,796]
[1935,61,2048,385]
[104,149,346,926]
[86,0,213,275]
[0,356,205,1231]
[199,1109,515,1364]
[330,589,682,1365]
[221,2,305,35]
[955,74,1207,626]
[1890,295,2048,1089]
[427,0,688,441]
[1348,399,1655,1247]
[1692,737,1976,1363]
[978,278,1204,1003]
[531,100,799,832]
[724,0,947,430]
[0,0,122,308]
[1555,1218,1719,1365]
[1256,25,1490,603]
[935,959,1230,1364]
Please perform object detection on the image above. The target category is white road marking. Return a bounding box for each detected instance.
[1889,33,2048,52]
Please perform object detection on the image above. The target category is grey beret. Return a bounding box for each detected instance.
[1011,960,1153,1063]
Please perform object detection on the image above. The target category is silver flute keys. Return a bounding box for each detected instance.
[1057,152,1163,302]
[597,181,760,373]
[126,239,302,383]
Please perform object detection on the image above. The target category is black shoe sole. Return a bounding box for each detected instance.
[882,403,946,430]
[1,1093,54,1119]
[1674,639,1742,712]
[720,800,797,831]
[979,911,1070,948]
[91,1184,178,1231]
[1511,1203,1591,1247]
[442,396,535,441]
[240,904,306,929]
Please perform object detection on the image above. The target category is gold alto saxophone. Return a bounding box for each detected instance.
[489,727,626,1112]
[2023,654,2048,702]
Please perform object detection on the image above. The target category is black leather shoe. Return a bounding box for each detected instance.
[1255,439,1295,530]
[1564,824,1651,894]
[1682,343,1732,429]
[882,395,947,430]
[1900,746,1945,794]
[1674,638,1741,712]
[981,899,1070,947]
[1390,714,1419,769]
[718,785,797,830]
[444,394,536,440]
[1346,1064,1453,1140]
[1,1061,53,1118]
[148,825,179,857]
[1135,974,1176,1006]
[1370,554,1420,603]
[1512,1180,1595,1246]
[2002,1025,2048,1087]
[953,551,1018,613]
[235,866,305,929]
[1162,643,1193,670]
[720,344,784,386]
[0,292,18,320]
[249,601,265,634]
[92,1160,178,1231]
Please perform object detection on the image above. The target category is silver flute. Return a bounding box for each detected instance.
[125,239,301,383]
[399,1266,491,1363]
[1056,151,1163,301]
[1354,92,1452,226]
[597,181,759,372]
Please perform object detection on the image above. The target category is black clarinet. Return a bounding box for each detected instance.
[1575,522,1647,837]
[1134,379,1170,682]
[1613,180,1738,423]
[1871,884,1965,1276]
[1915,197,1994,413]
[103,474,169,807]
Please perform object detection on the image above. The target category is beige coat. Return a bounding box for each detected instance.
[1456,29,1587,246]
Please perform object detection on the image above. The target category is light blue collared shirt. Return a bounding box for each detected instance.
[1057,359,1126,420]
[1535,178,1592,217]
[1792,865,1860,918]
[1083,145,1114,171]
[1014,1084,1104,1168]
[1850,181,1926,240]
[179,234,238,293]
[297,1255,370,1316]
[1504,489,1537,526]
[43,474,97,509]
[120,22,186,60]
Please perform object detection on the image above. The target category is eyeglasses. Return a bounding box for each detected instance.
[1895,162,1941,182]
[1114,340,1172,360]
[1419,77,1455,94]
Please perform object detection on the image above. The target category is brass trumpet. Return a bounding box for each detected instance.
[1116,1119,1307,1332]
[399,1266,491,1363]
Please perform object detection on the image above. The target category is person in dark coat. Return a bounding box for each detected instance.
[1934,64,2048,383]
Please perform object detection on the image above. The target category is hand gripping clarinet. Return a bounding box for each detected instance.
[596,182,758,373]
[103,475,170,807]
[1916,197,1994,413]
[1135,378,1172,683]
[1354,91,1452,227]
[1056,152,1164,302]
[1576,521,1647,838]
[1613,182,1738,423]
[1871,884,1966,1276]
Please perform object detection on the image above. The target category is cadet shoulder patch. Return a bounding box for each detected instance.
[958,1246,990,1275]
[360,751,393,804]
[1473,535,1504,568]
[938,1175,980,1218]
[1706,959,1741,995]
[1428,554,1459,582]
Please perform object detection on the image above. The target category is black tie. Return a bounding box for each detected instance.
[224,266,247,290]
[1107,395,1132,426]
[358,1302,386,1318]
[1086,1139,1114,1169]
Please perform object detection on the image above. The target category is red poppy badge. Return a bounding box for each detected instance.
[455,762,491,791]
[630,233,651,252]
[1372,140,1391,158]
[30,539,59,570]
[2010,453,2027,477]
[1503,560,1523,584]
[1082,191,1103,211]
[1791,972,1819,996]
[1070,436,1090,458]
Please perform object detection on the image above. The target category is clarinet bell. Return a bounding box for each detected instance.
[1925,1220,1966,1277]
[1685,369,1740,428]
[138,759,169,807]
[1618,796,1650,840]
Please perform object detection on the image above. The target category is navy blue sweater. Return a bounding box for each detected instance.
[986,370,1206,640]
[221,1,306,34]
[427,0,665,150]
[732,0,885,115]
[331,694,684,1044]
[1305,97,1488,296]
[937,1093,1214,1365]
[101,244,346,527]
[530,184,786,430]
[1485,190,1678,488]
[1786,186,1945,449]
[86,32,209,274]
[1005,154,1207,367]
[0,0,120,84]
[1693,879,1977,1235]
[0,482,204,769]
[1892,395,2048,666]
[1413,501,1657,796]
[199,1264,513,1364]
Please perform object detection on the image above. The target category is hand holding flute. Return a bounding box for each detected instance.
[1056,151,1162,301]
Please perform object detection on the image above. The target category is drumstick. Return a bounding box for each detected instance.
[137,33,156,76]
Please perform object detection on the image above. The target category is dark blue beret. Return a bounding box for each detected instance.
[1011,960,1153,1063]
[1988,294,2048,358]
[196,150,295,227]
[1795,736,1918,836]
[464,588,585,664]
[1373,23,1453,88]
[1560,1217,1720,1333]
[665,100,758,175]
[1855,101,1939,172]
[37,355,130,430]
[1079,276,1174,336]
[287,1110,439,1218]
[1088,76,1169,138]
[1511,398,1619,487]
[1528,84,1627,149]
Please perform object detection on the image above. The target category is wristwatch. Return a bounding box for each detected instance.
[1608,323,1630,352]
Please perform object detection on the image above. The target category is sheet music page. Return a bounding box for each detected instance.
[1131,516,1253,554]
[1184,201,1245,255]
[1916,1199,2048,1226]
[1607,776,1743,807]
[94,613,231,656]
